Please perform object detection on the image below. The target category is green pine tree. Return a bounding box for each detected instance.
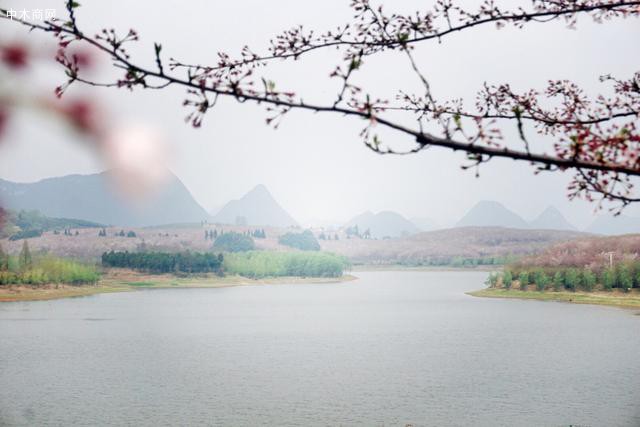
[0,244,8,271]
[19,240,33,271]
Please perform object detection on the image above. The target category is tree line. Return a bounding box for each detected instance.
[223,251,348,279]
[318,232,339,241]
[101,250,224,274]
[204,228,266,241]
[98,229,136,237]
[487,261,640,293]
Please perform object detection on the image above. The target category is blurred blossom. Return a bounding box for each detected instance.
[0,108,8,138]
[68,47,94,70]
[102,124,170,201]
[61,99,100,135]
[1,43,28,69]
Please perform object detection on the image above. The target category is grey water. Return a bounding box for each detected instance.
[0,271,639,427]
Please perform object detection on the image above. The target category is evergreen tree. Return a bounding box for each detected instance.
[553,271,564,291]
[19,240,32,271]
[518,272,529,291]
[502,270,513,289]
[485,272,499,288]
[533,269,549,291]
[602,268,615,291]
[618,264,633,292]
[0,244,8,271]
[564,268,579,291]
[582,270,596,292]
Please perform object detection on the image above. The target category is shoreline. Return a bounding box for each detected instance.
[0,270,358,303]
[468,288,640,310]
[351,264,499,272]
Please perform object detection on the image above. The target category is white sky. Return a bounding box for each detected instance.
[0,0,639,228]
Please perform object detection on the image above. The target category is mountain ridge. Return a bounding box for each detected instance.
[0,171,210,227]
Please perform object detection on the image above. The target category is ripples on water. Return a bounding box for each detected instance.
[0,271,639,426]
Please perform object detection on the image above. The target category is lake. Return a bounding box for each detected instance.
[1,271,639,426]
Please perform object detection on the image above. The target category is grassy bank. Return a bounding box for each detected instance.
[0,269,356,302]
[468,288,640,309]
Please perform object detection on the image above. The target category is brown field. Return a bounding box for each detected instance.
[0,224,295,260]
[512,233,640,271]
[321,226,589,264]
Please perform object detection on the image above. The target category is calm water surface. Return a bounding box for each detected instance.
[1,271,639,426]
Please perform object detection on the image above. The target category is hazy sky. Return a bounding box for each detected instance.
[1,0,639,228]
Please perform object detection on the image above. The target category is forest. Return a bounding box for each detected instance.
[101,250,224,274]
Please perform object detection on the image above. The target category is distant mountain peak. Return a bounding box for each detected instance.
[248,183,269,195]
[345,210,419,238]
[529,205,576,231]
[456,200,528,229]
[212,185,298,227]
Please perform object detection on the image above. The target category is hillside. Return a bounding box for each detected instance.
[320,226,589,265]
[212,185,298,227]
[0,224,588,266]
[512,233,640,270]
[1,209,104,238]
[456,201,528,229]
[344,211,420,238]
[0,171,210,227]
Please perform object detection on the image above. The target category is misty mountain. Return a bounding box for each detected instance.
[456,201,528,229]
[529,206,576,231]
[0,171,210,227]
[586,214,640,235]
[212,184,298,227]
[345,211,420,239]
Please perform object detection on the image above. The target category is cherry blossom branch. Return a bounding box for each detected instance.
[1,0,639,211]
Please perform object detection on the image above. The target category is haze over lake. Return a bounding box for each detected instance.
[1,271,639,426]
